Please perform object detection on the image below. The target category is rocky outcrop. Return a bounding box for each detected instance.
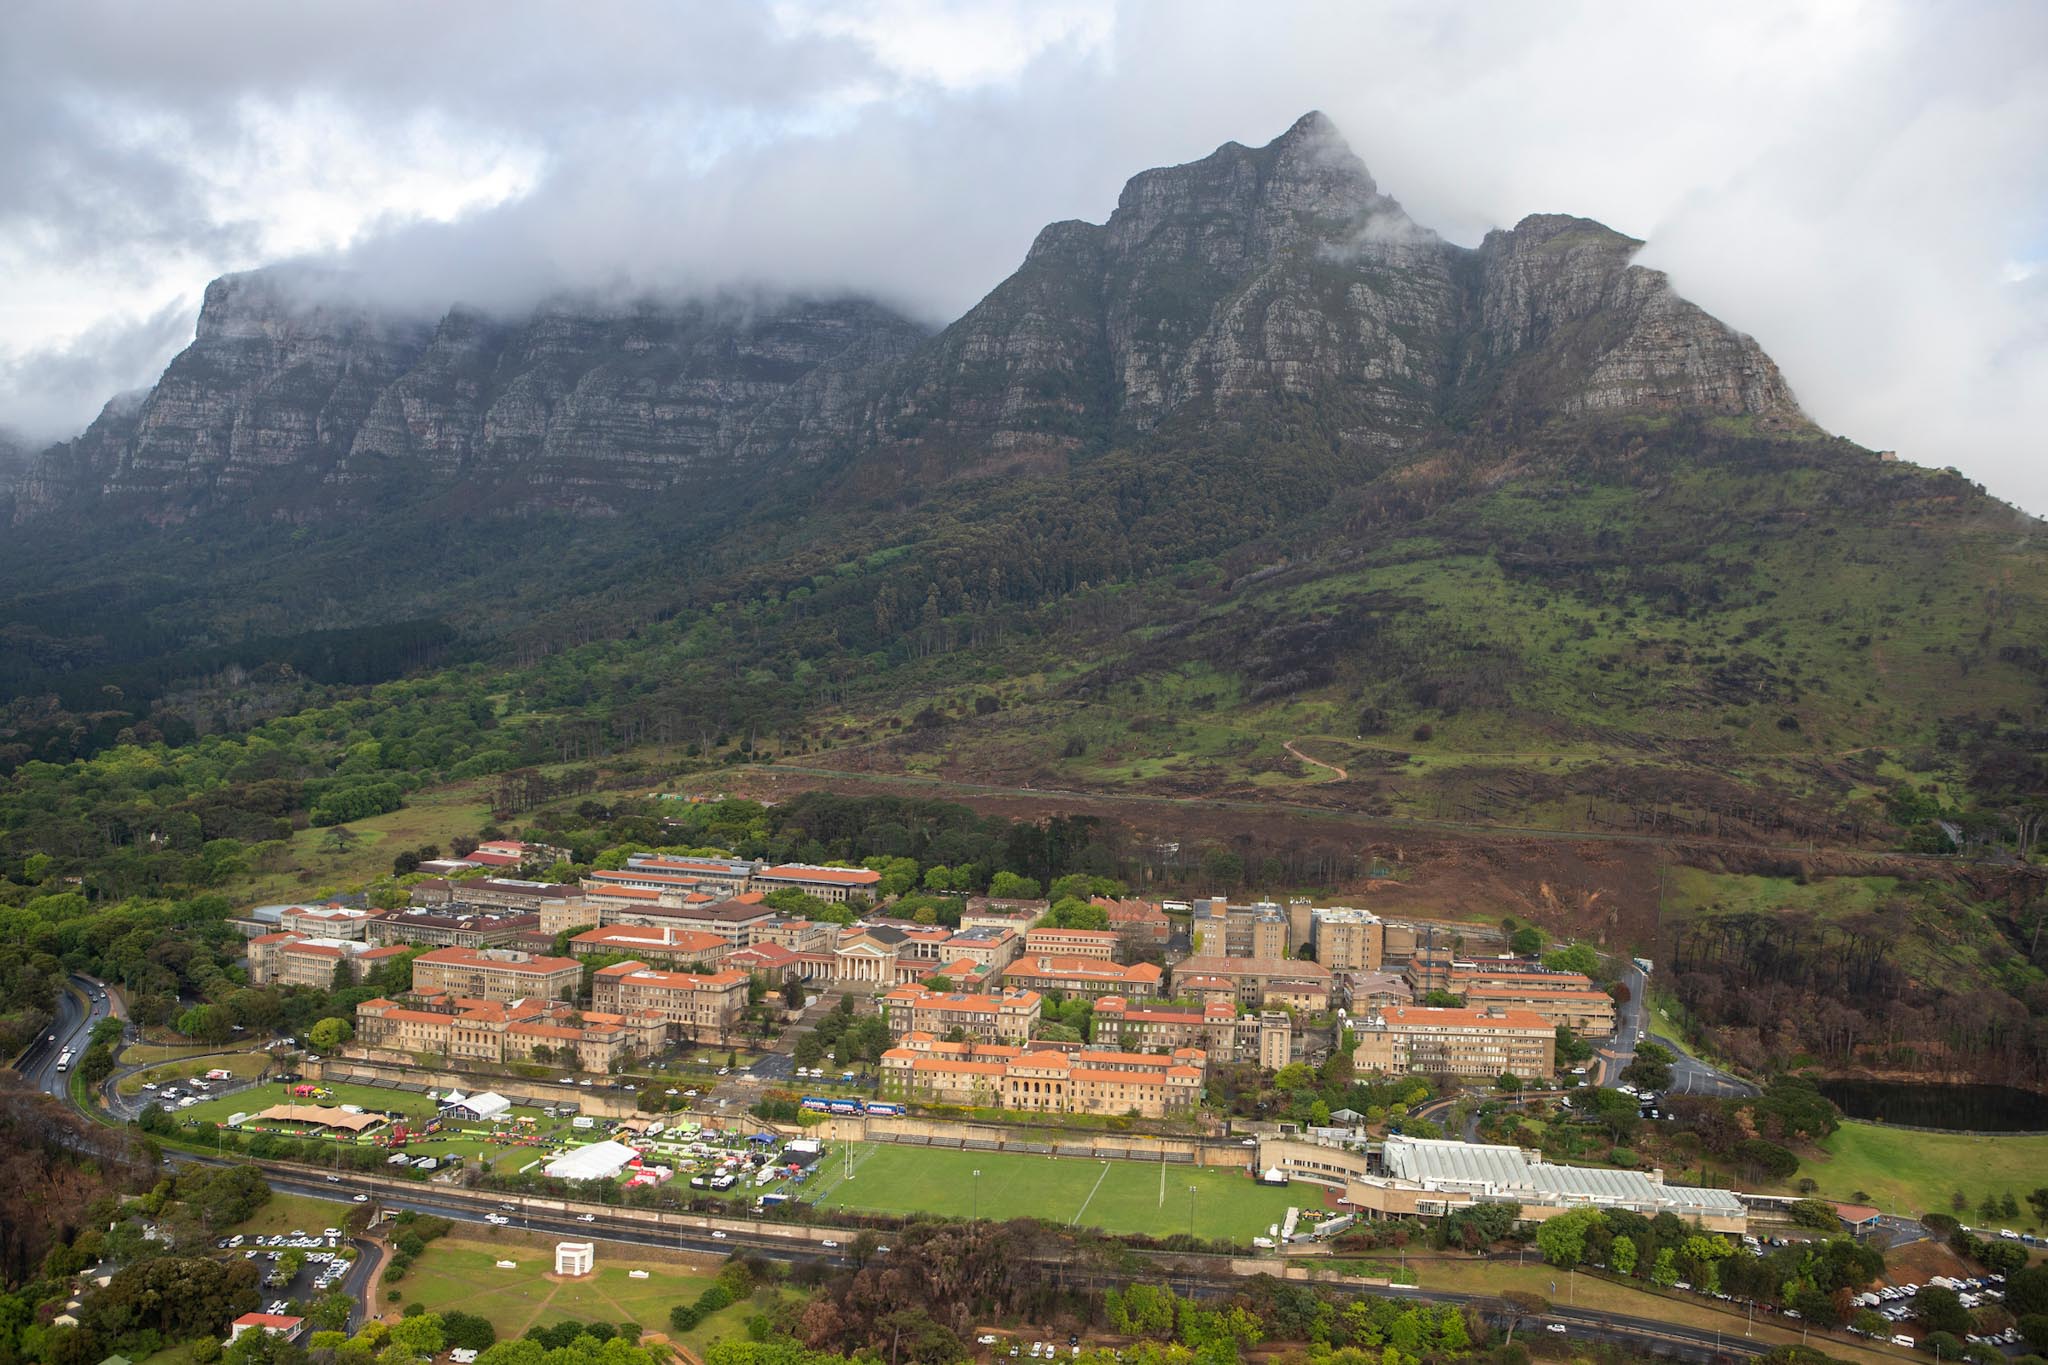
[11,112,1807,523]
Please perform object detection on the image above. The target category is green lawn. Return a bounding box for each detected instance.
[231,1192,356,1238]
[118,1050,274,1095]
[1793,1122,2048,1224]
[807,1144,1304,1241]
[391,1234,714,1335]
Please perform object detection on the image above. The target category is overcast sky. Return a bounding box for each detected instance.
[3,0,2044,511]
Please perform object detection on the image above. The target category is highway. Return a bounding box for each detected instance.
[14,973,118,1101]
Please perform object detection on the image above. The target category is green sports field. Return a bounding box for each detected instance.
[389,1234,714,1333]
[806,1143,1309,1241]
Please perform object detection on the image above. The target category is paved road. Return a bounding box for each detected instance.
[15,973,117,1100]
[1603,962,1757,1099]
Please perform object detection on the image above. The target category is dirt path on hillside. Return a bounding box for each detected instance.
[1284,739,1347,781]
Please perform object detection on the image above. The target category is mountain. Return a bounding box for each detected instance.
[10,274,927,523]
[9,113,1802,527]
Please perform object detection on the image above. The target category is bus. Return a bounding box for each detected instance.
[56,1049,72,1072]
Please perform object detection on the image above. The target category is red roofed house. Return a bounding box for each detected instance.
[589,961,750,1043]
[1000,955,1163,999]
[878,1032,1203,1117]
[229,1314,304,1344]
[248,933,409,989]
[568,924,731,968]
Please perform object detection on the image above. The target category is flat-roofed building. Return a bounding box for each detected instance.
[755,918,834,952]
[622,854,757,892]
[249,933,409,989]
[1256,1134,1747,1234]
[1353,1004,1555,1081]
[411,878,587,917]
[368,906,541,949]
[1168,955,1333,1010]
[752,864,882,904]
[940,925,1021,972]
[569,924,730,968]
[410,947,582,1003]
[1001,954,1163,998]
[1310,906,1385,972]
[878,1033,1204,1117]
[280,905,381,940]
[881,985,1041,1042]
[589,961,749,1043]
[1023,926,1119,961]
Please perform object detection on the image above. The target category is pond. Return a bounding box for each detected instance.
[1816,1078,2048,1132]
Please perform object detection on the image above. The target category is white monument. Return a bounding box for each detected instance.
[554,1241,595,1277]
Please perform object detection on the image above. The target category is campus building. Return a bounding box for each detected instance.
[1191,898,1291,959]
[247,933,409,989]
[880,985,1042,1043]
[1001,954,1164,998]
[568,923,731,968]
[878,1033,1205,1117]
[1168,955,1333,1011]
[1256,1134,1747,1234]
[409,946,582,1003]
[752,864,882,904]
[1309,906,1385,972]
[588,961,751,1044]
[1091,896,1171,948]
[598,895,780,946]
[1461,983,1616,1037]
[354,993,666,1071]
[366,906,541,949]
[279,905,382,940]
[1352,1004,1556,1081]
[1090,995,1292,1068]
[1022,927,1120,960]
[410,877,588,917]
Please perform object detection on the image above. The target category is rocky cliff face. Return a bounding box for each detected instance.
[10,112,1806,523]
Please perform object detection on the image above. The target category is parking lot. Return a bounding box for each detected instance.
[216,1227,357,1309]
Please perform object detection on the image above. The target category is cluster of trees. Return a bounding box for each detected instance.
[1673,905,2048,1086]
[1208,1055,1441,1135]
[1535,1207,1884,1323]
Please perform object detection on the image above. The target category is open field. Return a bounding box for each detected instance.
[231,779,499,905]
[389,1233,715,1334]
[1411,1258,1902,1365]
[1793,1122,2048,1224]
[120,1042,226,1066]
[807,1143,1304,1240]
[674,1288,802,1359]
[231,1192,356,1238]
[117,1050,273,1095]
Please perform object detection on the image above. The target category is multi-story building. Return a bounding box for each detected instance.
[279,905,382,940]
[409,947,582,1003]
[248,933,409,988]
[367,906,542,949]
[1168,955,1333,1010]
[1461,983,1615,1037]
[1001,954,1163,998]
[568,924,731,968]
[878,1033,1205,1117]
[588,960,751,1044]
[622,854,757,892]
[752,864,882,904]
[1309,906,1385,972]
[960,898,1047,929]
[880,985,1041,1043]
[1022,927,1119,960]
[724,942,801,983]
[411,878,588,917]
[1089,995,1292,1067]
[598,895,779,946]
[1091,897,1170,948]
[355,993,665,1071]
[754,918,835,952]
[1351,1004,1556,1081]
[940,926,1021,972]
[1190,898,1291,958]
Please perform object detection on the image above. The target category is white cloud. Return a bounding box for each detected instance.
[1,0,2044,514]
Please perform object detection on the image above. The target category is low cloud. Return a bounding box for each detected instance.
[2,0,2044,514]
